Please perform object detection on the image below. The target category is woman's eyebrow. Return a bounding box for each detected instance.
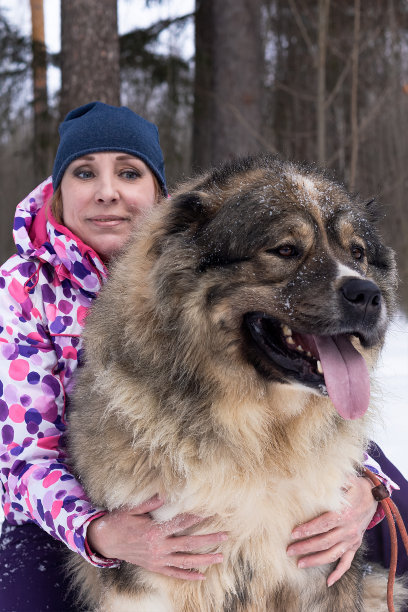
[114,155,139,161]
[74,155,95,161]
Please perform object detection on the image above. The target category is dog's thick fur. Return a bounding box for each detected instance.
[67,155,405,611]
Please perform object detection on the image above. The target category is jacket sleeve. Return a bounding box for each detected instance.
[363,451,399,528]
[0,259,118,567]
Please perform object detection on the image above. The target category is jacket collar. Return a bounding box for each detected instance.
[13,177,107,293]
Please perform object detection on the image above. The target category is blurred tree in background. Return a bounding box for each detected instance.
[119,10,194,181]
[30,0,51,181]
[0,8,32,258]
[193,0,265,169]
[60,0,120,115]
[0,0,408,309]
[265,0,408,307]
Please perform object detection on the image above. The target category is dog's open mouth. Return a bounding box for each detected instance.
[244,312,370,420]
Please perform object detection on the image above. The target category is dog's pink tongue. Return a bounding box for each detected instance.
[313,335,370,420]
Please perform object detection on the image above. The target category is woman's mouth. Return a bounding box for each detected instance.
[88,216,130,227]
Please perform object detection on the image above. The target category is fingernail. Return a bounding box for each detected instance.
[291,530,300,539]
[287,548,295,556]
[298,560,306,568]
[327,578,335,587]
[220,533,229,541]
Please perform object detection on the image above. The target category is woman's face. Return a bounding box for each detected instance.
[60,152,158,260]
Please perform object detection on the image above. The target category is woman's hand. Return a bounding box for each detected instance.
[87,495,228,580]
[286,475,377,586]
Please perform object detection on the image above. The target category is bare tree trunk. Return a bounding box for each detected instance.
[193,0,265,169]
[385,0,408,308]
[193,0,214,170]
[349,0,360,191]
[317,0,330,165]
[60,0,120,118]
[30,0,50,181]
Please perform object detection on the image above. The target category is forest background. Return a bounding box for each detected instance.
[0,0,407,483]
[1,0,408,312]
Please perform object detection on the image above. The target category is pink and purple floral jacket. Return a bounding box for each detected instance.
[0,179,396,567]
[0,177,117,567]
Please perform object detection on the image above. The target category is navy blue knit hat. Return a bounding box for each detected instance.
[52,101,167,195]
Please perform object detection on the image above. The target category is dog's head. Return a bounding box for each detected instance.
[139,155,397,421]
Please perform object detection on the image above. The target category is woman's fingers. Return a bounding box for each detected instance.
[167,531,229,553]
[287,525,363,558]
[295,541,350,570]
[158,512,204,537]
[287,476,378,586]
[167,552,224,570]
[291,511,342,540]
[129,495,165,515]
[93,507,229,581]
[158,566,206,581]
[140,546,224,580]
[287,528,340,557]
[327,549,355,586]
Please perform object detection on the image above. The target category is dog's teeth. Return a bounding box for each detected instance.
[282,324,292,337]
[286,336,295,345]
[306,351,312,358]
[317,360,323,374]
[296,345,304,352]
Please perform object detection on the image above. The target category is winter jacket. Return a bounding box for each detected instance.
[0,177,117,567]
[0,179,395,568]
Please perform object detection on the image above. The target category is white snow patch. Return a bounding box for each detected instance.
[370,311,408,479]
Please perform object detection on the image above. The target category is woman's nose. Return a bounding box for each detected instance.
[94,177,119,203]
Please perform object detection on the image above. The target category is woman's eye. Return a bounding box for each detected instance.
[74,168,94,179]
[351,245,365,260]
[120,169,141,180]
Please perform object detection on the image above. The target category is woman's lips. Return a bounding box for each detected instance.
[88,216,130,227]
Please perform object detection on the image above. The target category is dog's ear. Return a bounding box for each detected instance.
[363,197,384,223]
[164,191,218,235]
[148,191,218,259]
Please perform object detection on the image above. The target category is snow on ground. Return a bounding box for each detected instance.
[1,313,407,526]
[370,311,408,479]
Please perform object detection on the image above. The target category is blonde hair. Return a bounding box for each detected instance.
[49,172,162,226]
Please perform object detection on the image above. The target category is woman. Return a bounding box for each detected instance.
[0,101,404,611]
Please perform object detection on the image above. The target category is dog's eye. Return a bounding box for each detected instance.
[266,245,299,258]
[351,245,365,260]
[278,245,297,257]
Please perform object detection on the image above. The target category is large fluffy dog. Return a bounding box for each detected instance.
[67,154,405,611]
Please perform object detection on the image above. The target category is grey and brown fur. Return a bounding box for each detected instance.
[67,154,406,611]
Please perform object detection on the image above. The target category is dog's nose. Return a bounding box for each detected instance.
[341,278,381,313]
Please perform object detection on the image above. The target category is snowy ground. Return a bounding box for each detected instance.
[1,312,407,526]
[370,311,408,479]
